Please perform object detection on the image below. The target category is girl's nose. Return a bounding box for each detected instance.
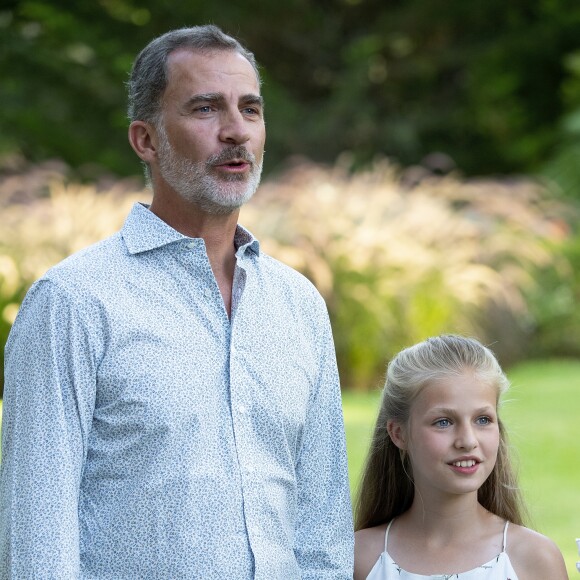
[454,424,478,450]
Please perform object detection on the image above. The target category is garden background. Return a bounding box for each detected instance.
[1,0,579,574]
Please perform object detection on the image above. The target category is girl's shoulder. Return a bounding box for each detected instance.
[507,523,568,579]
[354,523,389,580]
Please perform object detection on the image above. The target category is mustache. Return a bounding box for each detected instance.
[208,146,256,166]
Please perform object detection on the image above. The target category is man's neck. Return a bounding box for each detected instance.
[149,195,240,316]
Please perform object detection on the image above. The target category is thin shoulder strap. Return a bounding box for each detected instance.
[384,519,395,552]
[502,521,510,551]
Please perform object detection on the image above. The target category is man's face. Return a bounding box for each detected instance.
[154,49,266,214]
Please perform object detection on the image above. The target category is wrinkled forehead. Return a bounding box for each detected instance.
[165,47,260,88]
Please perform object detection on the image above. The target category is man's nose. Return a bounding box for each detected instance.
[219,109,250,145]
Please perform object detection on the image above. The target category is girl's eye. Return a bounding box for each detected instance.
[476,416,492,425]
[434,418,451,428]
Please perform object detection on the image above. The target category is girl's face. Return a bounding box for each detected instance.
[397,371,500,500]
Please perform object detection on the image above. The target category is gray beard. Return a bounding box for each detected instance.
[156,125,263,215]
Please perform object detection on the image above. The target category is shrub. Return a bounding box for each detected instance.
[0,159,577,393]
[243,160,575,387]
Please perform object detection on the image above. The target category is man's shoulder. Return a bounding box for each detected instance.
[257,251,323,301]
[43,232,125,291]
[11,234,126,337]
[257,251,315,285]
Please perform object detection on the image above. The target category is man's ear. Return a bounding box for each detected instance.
[387,419,407,450]
[128,121,157,164]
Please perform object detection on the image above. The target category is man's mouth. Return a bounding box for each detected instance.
[213,159,251,175]
[210,146,255,169]
[220,159,249,167]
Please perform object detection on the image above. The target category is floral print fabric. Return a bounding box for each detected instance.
[0,202,353,579]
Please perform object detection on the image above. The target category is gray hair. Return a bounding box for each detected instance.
[127,25,261,126]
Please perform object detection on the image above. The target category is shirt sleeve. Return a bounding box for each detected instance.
[0,279,98,579]
[293,299,354,578]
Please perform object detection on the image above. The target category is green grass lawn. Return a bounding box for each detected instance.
[343,358,580,577]
[1,359,578,574]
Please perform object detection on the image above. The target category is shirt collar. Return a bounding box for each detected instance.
[122,202,260,256]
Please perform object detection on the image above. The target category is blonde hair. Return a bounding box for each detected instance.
[354,334,528,530]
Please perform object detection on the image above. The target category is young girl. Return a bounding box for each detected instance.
[354,335,568,579]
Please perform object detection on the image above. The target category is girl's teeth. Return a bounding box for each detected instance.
[454,460,476,467]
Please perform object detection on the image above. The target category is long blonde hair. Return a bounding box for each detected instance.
[354,335,528,530]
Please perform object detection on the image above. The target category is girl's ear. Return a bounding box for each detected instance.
[387,419,407,450]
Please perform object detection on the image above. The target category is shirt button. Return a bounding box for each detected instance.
[203,288,211,299]
[238,404,247,414]
[187,241,196,249]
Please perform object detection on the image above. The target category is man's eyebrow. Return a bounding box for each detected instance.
[184,93,224,108]
[240,94,264,107]
[183,93,264,109]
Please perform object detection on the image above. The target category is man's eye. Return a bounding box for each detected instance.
[242,107,260,115]
[195,106,212,113]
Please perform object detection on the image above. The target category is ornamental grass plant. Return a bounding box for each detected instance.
[0,158,578,393]
[243,158,575,388]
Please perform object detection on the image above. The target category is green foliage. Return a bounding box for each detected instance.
[526,232,580,355]
[343,359,580,577]
[541,109,580,199]
[2,0,580,195]
[245,160,578,387]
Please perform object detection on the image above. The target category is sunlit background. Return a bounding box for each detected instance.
[1,1,579,574]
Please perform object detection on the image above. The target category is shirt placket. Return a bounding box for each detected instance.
[228,258,266,566]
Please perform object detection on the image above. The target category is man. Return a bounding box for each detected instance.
[0,26,353,578]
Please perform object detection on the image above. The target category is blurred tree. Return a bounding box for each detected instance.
[1,0,580,191]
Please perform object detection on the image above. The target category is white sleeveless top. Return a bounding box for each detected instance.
[366,519,519,579]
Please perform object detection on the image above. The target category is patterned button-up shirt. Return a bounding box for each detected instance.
[0,203,353,579]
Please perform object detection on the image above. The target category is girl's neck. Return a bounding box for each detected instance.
[389,493,501,556]
[388,499,506,576]
[400,495,497,541]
